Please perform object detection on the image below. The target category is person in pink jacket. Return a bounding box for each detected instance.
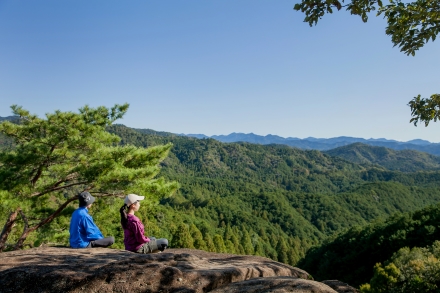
[119,194,168,253]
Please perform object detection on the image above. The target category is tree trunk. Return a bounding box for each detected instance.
[12,196,77,250]
[13,210,30,250]
[0,208,20,252]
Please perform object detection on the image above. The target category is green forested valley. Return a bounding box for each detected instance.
[109,126,440,266]
[325,142,440,172]
[299,203,440,285]
[2,121,440,290]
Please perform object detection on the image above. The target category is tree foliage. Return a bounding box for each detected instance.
[101,125,440,264]
[409,94,440,127]
[4,120,440,287]
[294,0,440,126]
[325,142,440,172]
[293,0,439,56]
[299,203,440,287]
[360,241,440,293]
[0,105,178,250]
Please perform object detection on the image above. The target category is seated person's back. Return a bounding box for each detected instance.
[69,192,114,248]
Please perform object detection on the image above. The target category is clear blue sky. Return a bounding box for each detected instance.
[1,0,439,142]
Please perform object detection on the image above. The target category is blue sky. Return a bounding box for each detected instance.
[1,0,439,141]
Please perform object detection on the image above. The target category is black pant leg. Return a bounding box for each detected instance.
[90,236,115,248]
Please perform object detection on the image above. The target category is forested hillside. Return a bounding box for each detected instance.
[104,125,440,262]
[325,143,440,172]
[299,203,440,287]
[2,122,440,282]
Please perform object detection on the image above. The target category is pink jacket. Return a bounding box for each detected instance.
[123,214,150,252]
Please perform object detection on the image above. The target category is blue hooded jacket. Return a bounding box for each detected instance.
[69,207,103,248]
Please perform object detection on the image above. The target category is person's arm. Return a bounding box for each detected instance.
[129,220,150,244]
[83,216,104,241]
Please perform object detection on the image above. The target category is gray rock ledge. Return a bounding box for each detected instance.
[0,247,357,293]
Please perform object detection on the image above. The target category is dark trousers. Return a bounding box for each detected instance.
[87,236,115,248]
[136,238,168,254]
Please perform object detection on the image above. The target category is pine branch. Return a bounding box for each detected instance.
[12,196,78,250]
[30,144,57,187]
[30,180,88,197]
[90,191,125,197]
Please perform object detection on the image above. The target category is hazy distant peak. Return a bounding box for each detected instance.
[0,116,20,122]
[265,134,284,139]
[185,133,209,139]
[407,139,432,145]
[181,132,430,144]
[178,131,440,156]
[367,138,399,143]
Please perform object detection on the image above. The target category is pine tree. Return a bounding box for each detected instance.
[276,237,289,264]
[230,234,241,254]
[288,247,299,265]
[264,242,278,261]
[203,233,216,252]
[241,229,254,255]
[237,244,245,255]
[287,237,300,265]
[254,241,265,256]
[190,223,207,250]
[0,104,179,250]
[258,227,268,242]
[225,240,235,254]
[224,224,233,241]
[213,234,227,253]
[173,223,194,249]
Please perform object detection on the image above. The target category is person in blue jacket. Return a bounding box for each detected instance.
[69,191,114,248]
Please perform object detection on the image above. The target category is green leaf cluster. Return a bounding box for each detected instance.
[409,94,440,127]
[0,105,178,249]
[379,0,440,56]
[361,241,440,292]
[293,0,439,56]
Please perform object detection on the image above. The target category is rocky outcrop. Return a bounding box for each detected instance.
[0,247,358,293]
[210,277,340,293]
[322,280,360,293]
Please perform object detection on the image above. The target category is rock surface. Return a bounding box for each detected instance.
[322,280,360,293]
[0,247,357,293]
[210,277,339,293]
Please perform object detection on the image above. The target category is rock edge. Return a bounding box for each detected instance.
[0,247,358,293]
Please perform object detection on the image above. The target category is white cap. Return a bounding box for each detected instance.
[124,194,145,205]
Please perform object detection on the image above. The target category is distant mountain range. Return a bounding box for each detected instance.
[123,127,440,173]
[183,132,440,156]
[2,115,440,156]
[0,116,19,123]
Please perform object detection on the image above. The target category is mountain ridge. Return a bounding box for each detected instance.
[0,116,436,153]
[182,132,440,155]
[324,142,440,172]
